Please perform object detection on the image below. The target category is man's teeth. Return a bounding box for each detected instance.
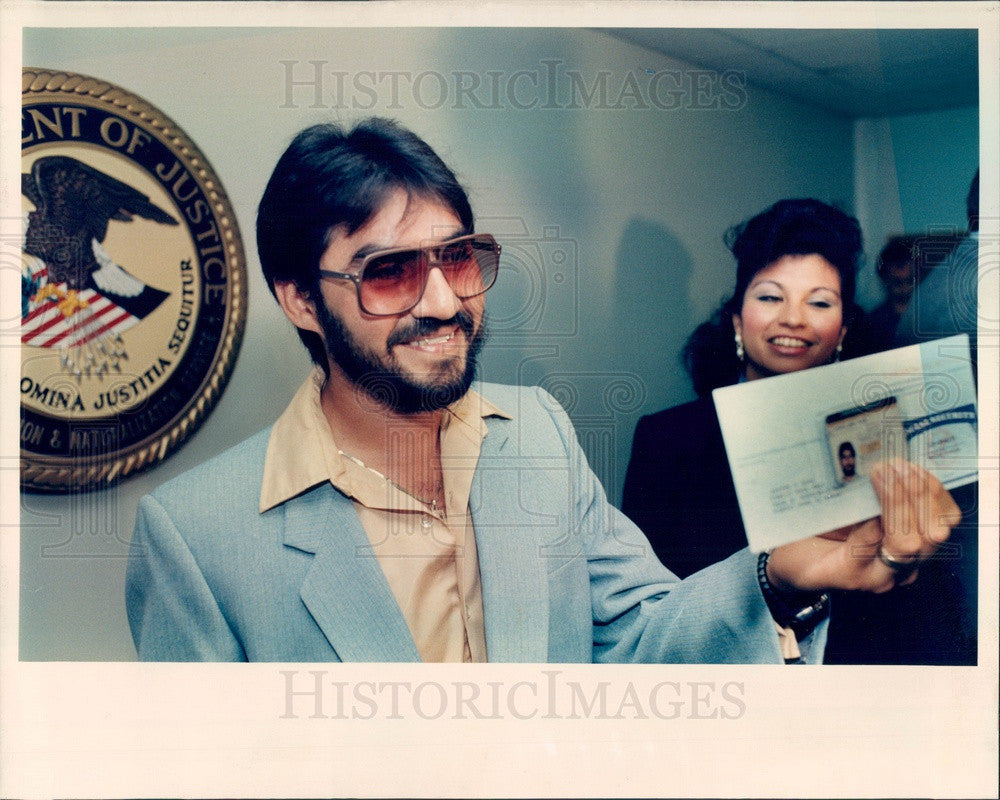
[412,332,455,347]
[771,336,811,347]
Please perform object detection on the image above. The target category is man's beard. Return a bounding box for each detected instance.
[315,300,486,414]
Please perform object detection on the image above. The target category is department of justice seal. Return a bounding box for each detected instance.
[21,69,247,492]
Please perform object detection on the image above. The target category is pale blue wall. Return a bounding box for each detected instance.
[893,105,979,233]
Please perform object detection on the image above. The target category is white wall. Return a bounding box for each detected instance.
[21,26,864,659]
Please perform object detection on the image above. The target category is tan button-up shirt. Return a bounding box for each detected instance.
[259,369,510,662]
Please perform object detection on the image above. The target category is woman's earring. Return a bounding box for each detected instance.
[834,342,843,363]
[735,332,745,361]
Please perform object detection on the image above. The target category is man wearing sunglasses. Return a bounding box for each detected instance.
[127,118,959,663]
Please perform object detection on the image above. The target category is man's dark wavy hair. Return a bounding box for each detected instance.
[683,198,863,396]
[256,118,474,369]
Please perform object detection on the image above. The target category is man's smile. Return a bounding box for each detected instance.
[399,326,463,353]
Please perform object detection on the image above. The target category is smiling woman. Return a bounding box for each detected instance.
[733,252,847,381]
[622,198,975,665]
[683,198,863,397]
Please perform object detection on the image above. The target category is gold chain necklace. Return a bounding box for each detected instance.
[338,449,443,527]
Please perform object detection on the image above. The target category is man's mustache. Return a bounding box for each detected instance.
[387,311,476,347]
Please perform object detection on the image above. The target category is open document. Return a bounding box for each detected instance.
[713,335,977,552]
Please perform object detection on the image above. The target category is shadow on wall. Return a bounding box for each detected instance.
[608,217,697,501]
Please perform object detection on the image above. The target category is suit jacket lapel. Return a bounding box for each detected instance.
[283,483,420,662]
[472,416,550,662]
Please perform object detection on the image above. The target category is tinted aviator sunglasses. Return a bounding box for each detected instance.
[318,233,501,316]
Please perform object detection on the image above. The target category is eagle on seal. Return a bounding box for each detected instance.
[22,155,178,351]
[21,156,178,319]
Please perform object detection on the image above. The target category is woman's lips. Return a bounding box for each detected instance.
[768,335,814,354]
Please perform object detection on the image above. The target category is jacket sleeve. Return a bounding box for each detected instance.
[536,387,828,664]
[126,494,246,661]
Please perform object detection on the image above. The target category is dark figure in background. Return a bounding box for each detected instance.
[854,232,965,356]
[867,236,918,350]
[622,198,975,665]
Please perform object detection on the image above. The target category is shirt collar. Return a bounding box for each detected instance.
[259,367,510,513]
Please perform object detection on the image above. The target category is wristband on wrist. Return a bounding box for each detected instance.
[756,550,830,638]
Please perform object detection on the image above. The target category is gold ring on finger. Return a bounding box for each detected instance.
[877,546,920,577]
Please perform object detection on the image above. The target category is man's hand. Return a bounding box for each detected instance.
[766,459,961,595]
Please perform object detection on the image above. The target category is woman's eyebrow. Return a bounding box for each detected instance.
[747,279,782,291]
[747,279,841,296]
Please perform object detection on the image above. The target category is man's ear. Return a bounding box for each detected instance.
[274,280,323,336]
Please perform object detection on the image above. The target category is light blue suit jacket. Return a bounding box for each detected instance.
[126,384,824,662]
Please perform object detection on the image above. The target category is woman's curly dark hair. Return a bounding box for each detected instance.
[683,198,863,396]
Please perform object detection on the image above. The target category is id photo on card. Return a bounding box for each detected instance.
[824,396,906,485]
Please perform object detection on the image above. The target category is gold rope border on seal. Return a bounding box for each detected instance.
[21,68,248,491]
